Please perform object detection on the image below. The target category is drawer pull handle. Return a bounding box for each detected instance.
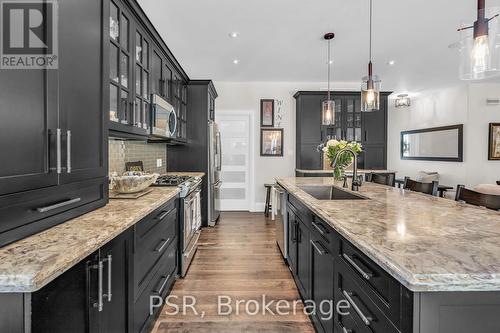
[154,274,170,295]
[155,210,170,221]
[342,326,353,333]
[312,221,328,236]
[310,240,327,255]
[36,197,81,213]
[103,254,112,303]
[343,253,373,280]
[342,290,372,326]
[154,238,170,253]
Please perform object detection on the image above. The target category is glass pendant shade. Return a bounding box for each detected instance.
[459,6,500,80]
[361,75,381,112]
[322,100,335,125]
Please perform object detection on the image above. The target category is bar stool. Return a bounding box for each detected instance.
[264,184,274,217]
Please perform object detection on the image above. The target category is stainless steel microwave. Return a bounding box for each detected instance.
[151,94,177,138]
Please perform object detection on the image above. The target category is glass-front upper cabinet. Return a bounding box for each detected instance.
[109,0,131,125]
[345,97,362,142]
[109,0,149,135]
[134,30,150,130]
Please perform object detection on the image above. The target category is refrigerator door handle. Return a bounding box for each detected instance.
[216,132,222,171]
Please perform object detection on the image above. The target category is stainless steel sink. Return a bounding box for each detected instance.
[298,185,368,200]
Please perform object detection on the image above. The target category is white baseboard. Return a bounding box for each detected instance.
[250,202,266,212]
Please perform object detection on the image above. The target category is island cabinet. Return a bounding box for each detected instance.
[0,197,179,333]
[286,193,412,333]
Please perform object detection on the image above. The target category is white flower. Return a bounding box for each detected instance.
[322,147,328,152]
[326,139,339,147]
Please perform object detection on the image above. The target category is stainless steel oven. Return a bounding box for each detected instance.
[180,184,201,277]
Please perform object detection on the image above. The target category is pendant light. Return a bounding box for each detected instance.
[361,0,381,112]
[458,0,500,80]
[322,33,335,126]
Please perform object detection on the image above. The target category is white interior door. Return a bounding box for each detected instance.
[217,113,250,211]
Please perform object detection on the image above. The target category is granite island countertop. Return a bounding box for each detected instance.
[0,187,180,293]
[276,177,500,292]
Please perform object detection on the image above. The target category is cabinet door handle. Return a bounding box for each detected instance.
[342,253,373,280]
[103,254,112,303]
[66,130,71,173]
[56,128,62,174]
[97,260,104,312]
[342,290,372,326]
[311,221,328,236]
[154,238,170,253]
[155,210,170,221]
[291,221,297,242]
[310,240,327,255]
[154,274,170,295]
[36,197,81,213]
[341,326,353,333]
[364,130,367,141]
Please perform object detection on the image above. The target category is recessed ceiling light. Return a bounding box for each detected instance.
[229,32,239,38]
[328,60,334,64]
[233,59,239,64]
[387,60,396,66]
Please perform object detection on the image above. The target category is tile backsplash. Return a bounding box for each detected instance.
[109,139,167,175]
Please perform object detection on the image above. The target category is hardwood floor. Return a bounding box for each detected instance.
[152,212,314,333]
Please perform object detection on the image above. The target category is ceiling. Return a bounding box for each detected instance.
[137,0,500,93]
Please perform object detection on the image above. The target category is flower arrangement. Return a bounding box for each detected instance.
[321,140,363,180]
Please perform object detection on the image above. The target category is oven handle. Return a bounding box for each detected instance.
[185,189,201,205]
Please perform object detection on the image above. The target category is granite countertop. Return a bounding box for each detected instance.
[165,171,205,178]
[0,187,180,293]
[276,177,500,292]
[296,169,395,174]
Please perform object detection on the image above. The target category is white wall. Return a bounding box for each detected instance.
[388,83,500,189]
[215,81,358,211]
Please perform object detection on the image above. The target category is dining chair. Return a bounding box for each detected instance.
[403,177,438,196]
[455,185,500,211]
[368,173,396,187]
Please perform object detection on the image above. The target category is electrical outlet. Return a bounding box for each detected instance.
[156,159,162,167]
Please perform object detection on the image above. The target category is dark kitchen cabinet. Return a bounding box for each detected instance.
[294,91,390,170]
[29,229,133,333]
[296,218,310,298]
[0,0,107,247]
[287,209,298,274]
[310,232,335,333]
[168,80,218,227]
[151,48,172,103]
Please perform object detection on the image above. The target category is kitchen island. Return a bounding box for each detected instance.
[276,177,500,333]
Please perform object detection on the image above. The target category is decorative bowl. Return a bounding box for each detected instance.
[110,173,159,194]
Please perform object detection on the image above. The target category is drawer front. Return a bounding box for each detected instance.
[134,240,177,333]
[135,204,177,293]
[335,312,364,333]
[335,259,399,333]
[288,194,312,227]
[311,215,336,253]
[136,198,176,239]
[0,178,107,247]
[338,238,401,325]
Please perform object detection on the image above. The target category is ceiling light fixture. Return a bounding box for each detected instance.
[229,32,239,38]
[387,60,395,66]
[361,0,381,112]
[322,32,336,126]
[233,59,239,64]
[395,94,411,108]
[458,0,500,80]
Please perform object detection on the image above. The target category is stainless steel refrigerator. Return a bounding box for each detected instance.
[208,121,222,226]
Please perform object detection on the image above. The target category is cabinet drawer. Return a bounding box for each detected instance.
[335,259,399,333]
[135,199,176,239]
[335,312,363,333]
[134,240,177,333]
[311,215,336,253]
[135,203,177,294]
[287,195,312,227]
[0,178,107,247]
[338,238,401,326]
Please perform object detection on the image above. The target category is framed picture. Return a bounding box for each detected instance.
[489,123,500,160]
[260,99,274,127]
[261,128,283,156]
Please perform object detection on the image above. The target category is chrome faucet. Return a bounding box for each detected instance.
[331,147,362,191]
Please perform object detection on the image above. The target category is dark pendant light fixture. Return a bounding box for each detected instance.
[322,33,335,126]
[361,0,381,112]
[458,0,500,80]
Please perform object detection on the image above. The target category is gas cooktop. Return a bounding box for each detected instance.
[154,175,192,186]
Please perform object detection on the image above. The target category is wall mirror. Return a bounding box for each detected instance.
[401,124,463,162]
